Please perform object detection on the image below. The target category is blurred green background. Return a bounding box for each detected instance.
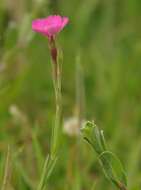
[0,0,141,189]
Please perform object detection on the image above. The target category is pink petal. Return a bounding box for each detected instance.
[61,17,69,28]
[32,15,69,37]
[32,19,49,36]
[46,23,62,36]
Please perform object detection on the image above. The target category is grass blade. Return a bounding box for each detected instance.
[1,145,11,190]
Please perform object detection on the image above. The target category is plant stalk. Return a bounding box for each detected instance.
[37,37,62,190]
[49,36,62,159]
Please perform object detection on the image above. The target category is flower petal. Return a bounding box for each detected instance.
[32,15,69,37]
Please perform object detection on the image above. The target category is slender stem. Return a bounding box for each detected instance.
[49,37,62,158]
[37,38,62,190]
[51,62,61,157]
[118,183,128,190]
[1,145,10,190]
[37,155,50,190]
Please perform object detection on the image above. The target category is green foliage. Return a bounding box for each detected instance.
[0,0,141,189]
[81,121,127,190]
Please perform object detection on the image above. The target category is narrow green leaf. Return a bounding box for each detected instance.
[99,151,127,187]
[81,121,128,190]
[1,145,11,190]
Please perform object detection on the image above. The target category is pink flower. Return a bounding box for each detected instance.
[32,15,69,38]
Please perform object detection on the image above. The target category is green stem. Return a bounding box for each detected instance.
[37,38,62,190]
[118,183,128,190]
[50,38,62,159]
[1,145,10,190]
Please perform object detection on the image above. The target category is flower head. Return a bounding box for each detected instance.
[63,117,86,137]
[32,15,69,38]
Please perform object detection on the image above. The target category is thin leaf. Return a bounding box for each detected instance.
[1,145,11,190]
